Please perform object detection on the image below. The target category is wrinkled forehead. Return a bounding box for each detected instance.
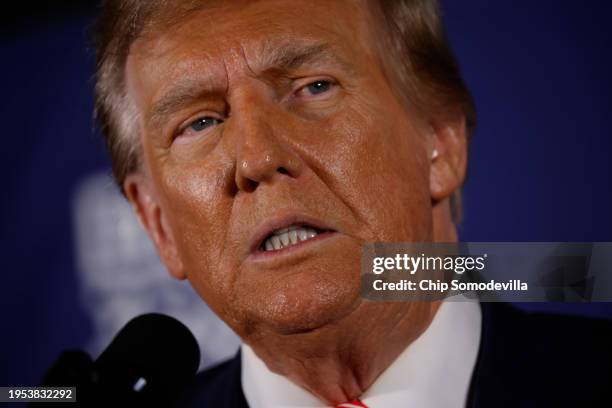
[137,0,374,44]
[128,0,378,76]
[125,0,382,114]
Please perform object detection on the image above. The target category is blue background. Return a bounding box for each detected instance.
[1,0,611,387]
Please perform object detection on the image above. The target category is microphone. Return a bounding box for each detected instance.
[41,313,200,406]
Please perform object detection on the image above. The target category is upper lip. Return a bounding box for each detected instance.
[249,213,336,254]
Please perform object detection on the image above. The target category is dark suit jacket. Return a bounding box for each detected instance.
[177,303,612,407]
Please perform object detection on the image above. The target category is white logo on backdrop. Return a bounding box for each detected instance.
[72,172,240,370]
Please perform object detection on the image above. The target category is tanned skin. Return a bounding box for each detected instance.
[123,0,468,403]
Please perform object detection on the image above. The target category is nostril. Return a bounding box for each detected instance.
[277,166,289,175]
[245,179,258,192]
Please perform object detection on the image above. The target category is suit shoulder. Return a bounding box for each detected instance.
[519,306,612,350]
[485,303,612,355]
[471,303,612,407]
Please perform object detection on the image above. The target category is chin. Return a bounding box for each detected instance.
[239,265,362,335]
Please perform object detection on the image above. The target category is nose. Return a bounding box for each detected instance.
[231,95,303,193]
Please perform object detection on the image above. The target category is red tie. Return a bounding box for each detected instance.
[336,400,369,408]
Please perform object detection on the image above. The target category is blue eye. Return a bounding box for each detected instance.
[188,117,222,132]
[304,80,333,96]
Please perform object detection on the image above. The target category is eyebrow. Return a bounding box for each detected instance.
[259,41,355,75]
[147,42,354,127]
[147,78,223,128]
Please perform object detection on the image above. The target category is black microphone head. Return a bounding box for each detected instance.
[94,313,200,404]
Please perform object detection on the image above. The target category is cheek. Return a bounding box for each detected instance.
[313,102,432,242]
[155,158,237,308]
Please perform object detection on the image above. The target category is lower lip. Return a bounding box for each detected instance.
[248,231,337,262]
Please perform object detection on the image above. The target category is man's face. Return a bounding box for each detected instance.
[125,0,437,337]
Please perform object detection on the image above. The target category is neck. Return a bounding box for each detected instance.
[244,300,442,404]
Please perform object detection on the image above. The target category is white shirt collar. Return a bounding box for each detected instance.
[241,298,482,408]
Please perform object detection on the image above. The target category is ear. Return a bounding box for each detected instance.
[429,115,469,202]
[123,173,186,280]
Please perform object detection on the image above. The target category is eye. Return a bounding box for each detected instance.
[177,116,223,139]
[297,79,336,97]
[188,117,222,132]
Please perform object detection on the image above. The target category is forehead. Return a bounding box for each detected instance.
[127,0,378,92]
[138,0,373,50]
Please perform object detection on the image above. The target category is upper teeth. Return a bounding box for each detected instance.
[263,225,319,251]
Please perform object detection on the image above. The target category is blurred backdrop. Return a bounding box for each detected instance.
[1,0,611,388]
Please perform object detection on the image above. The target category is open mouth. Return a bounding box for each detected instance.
[260,224,328,252]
